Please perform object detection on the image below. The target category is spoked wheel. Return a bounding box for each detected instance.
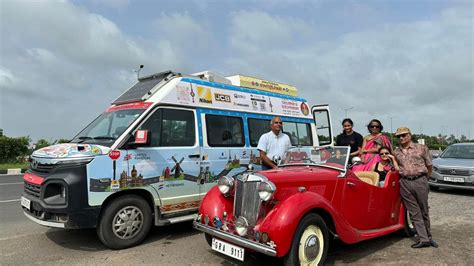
[284,213,328,266]
[97,195,152,249]
[402,207,416,237]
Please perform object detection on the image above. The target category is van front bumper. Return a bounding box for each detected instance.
[193,221,277,257]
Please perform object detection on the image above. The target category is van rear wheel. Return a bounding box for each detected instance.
[97,195,152,249]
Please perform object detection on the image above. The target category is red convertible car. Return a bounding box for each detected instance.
[193,146,414,265]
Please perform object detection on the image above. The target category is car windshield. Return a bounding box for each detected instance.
[70,109,145,147]
[280,146,351,171]
[440,145,474,159]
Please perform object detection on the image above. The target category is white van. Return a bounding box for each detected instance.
[21,70,334,249]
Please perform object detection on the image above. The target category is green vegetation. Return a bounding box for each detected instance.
[0,162,29,170]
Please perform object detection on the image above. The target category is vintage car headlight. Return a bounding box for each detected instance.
[234,216,249,236]
[217,176,234,196]
[258,181,276,201]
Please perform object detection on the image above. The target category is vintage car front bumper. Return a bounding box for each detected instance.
[193,222,277,257]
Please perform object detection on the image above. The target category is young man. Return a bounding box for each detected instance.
[257,117,291,170]
[393,127,438,248]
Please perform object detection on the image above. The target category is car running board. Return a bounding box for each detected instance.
[155,214,196,226]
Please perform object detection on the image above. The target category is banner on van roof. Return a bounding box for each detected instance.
[163,81,311,119]
[227,75,298,97]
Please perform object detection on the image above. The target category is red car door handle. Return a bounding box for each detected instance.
[347,181,356,186]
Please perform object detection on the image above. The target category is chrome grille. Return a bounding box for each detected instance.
[438,168,470,176]
[31,162,55,173]
[24,181,41,198]
[233,178,261,226]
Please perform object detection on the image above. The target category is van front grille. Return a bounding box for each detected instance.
[24,181,41,198]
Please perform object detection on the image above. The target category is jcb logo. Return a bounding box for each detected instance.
[214,93,231,103]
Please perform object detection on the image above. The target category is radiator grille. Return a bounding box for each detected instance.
[233,178,261,226]
[438,168,470,176]
[24,181,41,198]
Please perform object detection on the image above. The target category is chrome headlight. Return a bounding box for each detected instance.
[217,176,234,196]
[235,216,249,236]
[433,165,439,173]
[258,181,276,201]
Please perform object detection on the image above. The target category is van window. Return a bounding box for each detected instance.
[283,122,313,146]
[138,108,195,146]
[248,118,271,147]
[206,115,244,147]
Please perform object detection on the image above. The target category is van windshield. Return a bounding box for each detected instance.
[70,109,145,147]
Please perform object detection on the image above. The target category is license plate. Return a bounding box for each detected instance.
[21,196,31,210]
[211,238,245,261]
[443,176,464,183]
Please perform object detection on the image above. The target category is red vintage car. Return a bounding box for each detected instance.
[193,146,414,265]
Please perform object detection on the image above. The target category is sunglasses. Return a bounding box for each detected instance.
[380,152,390,155]
[274,121,283,124]
[396,133,408,139]
[369,125,380,129]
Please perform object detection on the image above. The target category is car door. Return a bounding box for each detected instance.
[340,171,374,230]
[127,107,201,214]
[368,172,402,229]
[312,105,334,147]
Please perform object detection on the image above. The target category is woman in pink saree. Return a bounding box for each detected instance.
[352,119,392,172]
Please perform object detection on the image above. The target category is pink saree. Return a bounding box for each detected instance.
[352,134,392,172]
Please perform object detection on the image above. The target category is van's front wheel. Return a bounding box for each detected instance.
[97,195,152,249]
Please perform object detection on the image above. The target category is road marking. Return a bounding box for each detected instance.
[0,199,21,203]
[0,182,23,186]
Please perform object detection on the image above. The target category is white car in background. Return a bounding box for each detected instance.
[429,143,474,191]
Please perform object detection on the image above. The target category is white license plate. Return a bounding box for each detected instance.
[443,176,464,183]
[21,196,31,210]
[211,238,245,261]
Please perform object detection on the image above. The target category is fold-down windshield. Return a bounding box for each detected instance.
[280,146,351,171]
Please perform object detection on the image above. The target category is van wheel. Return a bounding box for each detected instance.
[284,213,328,266]
[204,233,212,247]
[97,195,152,249]
[402,208,416,237]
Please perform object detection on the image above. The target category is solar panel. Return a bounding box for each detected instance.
[113,70,176,105]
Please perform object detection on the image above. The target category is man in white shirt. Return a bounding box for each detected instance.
[257,117,291,170]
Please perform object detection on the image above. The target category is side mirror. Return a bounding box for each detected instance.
[351,156,362,165]
[272,155,281,165]
[432,153,440,158]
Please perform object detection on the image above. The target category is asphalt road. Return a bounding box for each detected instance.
[1,174,473,265]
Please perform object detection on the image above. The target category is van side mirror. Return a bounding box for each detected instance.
[432,153,440,158]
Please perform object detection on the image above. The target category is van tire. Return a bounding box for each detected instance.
[97,195,152,249]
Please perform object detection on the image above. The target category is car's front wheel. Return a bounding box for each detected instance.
[97,195,152,249]
[284,213,328,266]
[402,208,416,237]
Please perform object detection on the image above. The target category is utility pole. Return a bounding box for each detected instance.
[389,116,396,142]
[343,107,354,118]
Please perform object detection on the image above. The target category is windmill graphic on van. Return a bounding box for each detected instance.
[171,156,184,179]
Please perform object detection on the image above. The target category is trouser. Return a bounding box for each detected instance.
[261,163,272,170]
[400,177,432,242]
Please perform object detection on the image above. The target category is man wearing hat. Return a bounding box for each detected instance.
[393,127,438,248]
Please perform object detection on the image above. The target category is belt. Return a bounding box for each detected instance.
[401,175,425,180]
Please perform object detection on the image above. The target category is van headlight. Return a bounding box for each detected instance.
[258,181,276,201]
[217,176,234,196]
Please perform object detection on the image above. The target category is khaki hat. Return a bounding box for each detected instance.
[395,127,411,136]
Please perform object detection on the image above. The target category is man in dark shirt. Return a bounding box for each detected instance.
[335,118,363,158]
[393,127,438,249]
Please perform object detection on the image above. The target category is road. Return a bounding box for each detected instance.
[1,174,473,265]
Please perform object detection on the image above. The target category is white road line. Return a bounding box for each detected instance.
[0,199,21,203]
[0,182,23,186]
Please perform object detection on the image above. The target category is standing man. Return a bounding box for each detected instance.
[393,127,438,248]
[257,117,291,170]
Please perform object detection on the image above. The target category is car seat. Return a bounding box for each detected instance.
[355,171,380,186]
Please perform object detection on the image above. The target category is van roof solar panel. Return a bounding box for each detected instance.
[113,70,177,105]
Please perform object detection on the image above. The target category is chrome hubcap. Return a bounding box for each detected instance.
[304,235,320,261]
[298,225,324,265]
[112,206,143,239]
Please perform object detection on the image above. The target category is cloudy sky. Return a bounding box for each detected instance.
[1,0,472,142]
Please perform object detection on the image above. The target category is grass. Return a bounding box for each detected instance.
[0,163,29,170]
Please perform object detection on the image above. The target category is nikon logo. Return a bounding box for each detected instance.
[214,93,231,103]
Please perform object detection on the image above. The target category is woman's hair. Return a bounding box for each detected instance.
[342,118,353,126]
[378,146,390,154]
[367,119,384,132]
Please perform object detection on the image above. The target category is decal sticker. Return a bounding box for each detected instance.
[33,143,110,158]
[105,102,152,112]
[198,86,213,104]
[300,102,310,116]
[214,93,232,103]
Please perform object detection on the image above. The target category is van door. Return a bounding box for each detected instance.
[198,111,248,199]
[312,105,333,147]
[127,107,201,214]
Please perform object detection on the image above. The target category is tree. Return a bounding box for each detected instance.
[34,139,51,150]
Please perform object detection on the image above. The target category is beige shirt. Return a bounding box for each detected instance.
[394,142,432,177]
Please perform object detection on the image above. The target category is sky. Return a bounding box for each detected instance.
[0,0,473,142]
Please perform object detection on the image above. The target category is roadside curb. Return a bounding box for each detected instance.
[0,168,28,176]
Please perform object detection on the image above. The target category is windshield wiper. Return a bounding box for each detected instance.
[92,136,116,140]
[77,136,92,143]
